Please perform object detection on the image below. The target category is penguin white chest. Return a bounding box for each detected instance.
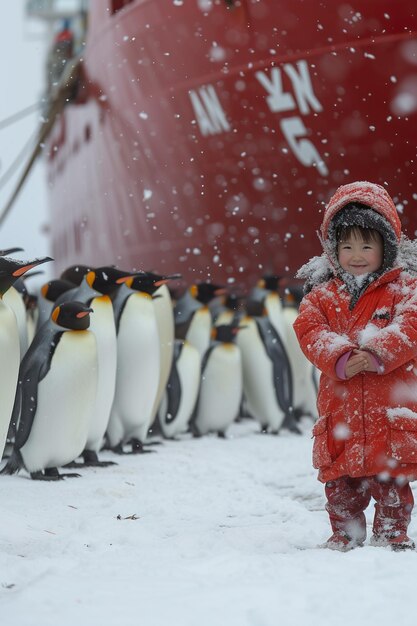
[113,294,160,439]
[4,286,28,360]
[21,331,98,472]
[86,296,117,448]
[196,344,242,434]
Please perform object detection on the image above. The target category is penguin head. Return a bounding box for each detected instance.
[245,298,266,318]
[41,279,75,303]
[51,301,93,330]
[0,256,53,297]
[60,265,92,286]
[283,286,303,309]
[116,271,175,294]
[257,274,282,291]
[86,266,131,295]
[191,282,227,305]
[212,323,242,344]
[223,293,245,312]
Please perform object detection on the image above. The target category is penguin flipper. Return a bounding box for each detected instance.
[0,449,23,475]
[163,343,183,425]
[14,325,63,450]
[256,318,293,412]
[188,345,214,434]
[112,284,132,333]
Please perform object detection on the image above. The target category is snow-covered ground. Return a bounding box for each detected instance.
[1,418,416,626]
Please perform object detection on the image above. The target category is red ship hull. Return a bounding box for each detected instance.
[46,0,417,289]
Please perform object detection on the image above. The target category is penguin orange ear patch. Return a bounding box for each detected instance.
[52,306,60,322]
[86,271,96,287]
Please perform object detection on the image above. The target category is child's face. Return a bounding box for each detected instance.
[337,232,383,276]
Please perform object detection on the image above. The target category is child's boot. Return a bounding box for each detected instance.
[371,503,415,551]
[321,530,363,551]
[323,479,368,550]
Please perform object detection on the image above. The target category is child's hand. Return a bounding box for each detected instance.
[345,350,378,378]
[353,349,378,372]
[345,353,368,378]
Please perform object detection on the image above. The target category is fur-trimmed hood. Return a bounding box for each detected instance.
[297,181,417,304]
[320,181,401,242]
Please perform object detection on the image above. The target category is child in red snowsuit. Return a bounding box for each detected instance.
[294,181,417,551]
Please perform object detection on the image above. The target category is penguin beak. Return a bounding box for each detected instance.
[76,309,92,319]
[116,275,134,285]
[154,279,169,287]
[214,287,227,297]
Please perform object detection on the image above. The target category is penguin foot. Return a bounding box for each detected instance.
[217,431,227,439]
[30,470,62,481]
[60,472,82,479]
[82,450,117,467]
[30,467,80,481]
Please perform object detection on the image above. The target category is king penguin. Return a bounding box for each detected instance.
[2,302,98,480]
[106,272,163,453]
[191,323,243,437]
[0,255,53,460]
[55,267,122,466]
[236,298,299,434]
[124,271,181,434]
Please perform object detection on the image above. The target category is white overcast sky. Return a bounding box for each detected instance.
[0,1,51,275]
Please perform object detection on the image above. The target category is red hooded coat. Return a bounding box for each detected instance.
[294,181,417,483]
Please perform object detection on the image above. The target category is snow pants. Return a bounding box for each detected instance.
[325,476,414,541]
